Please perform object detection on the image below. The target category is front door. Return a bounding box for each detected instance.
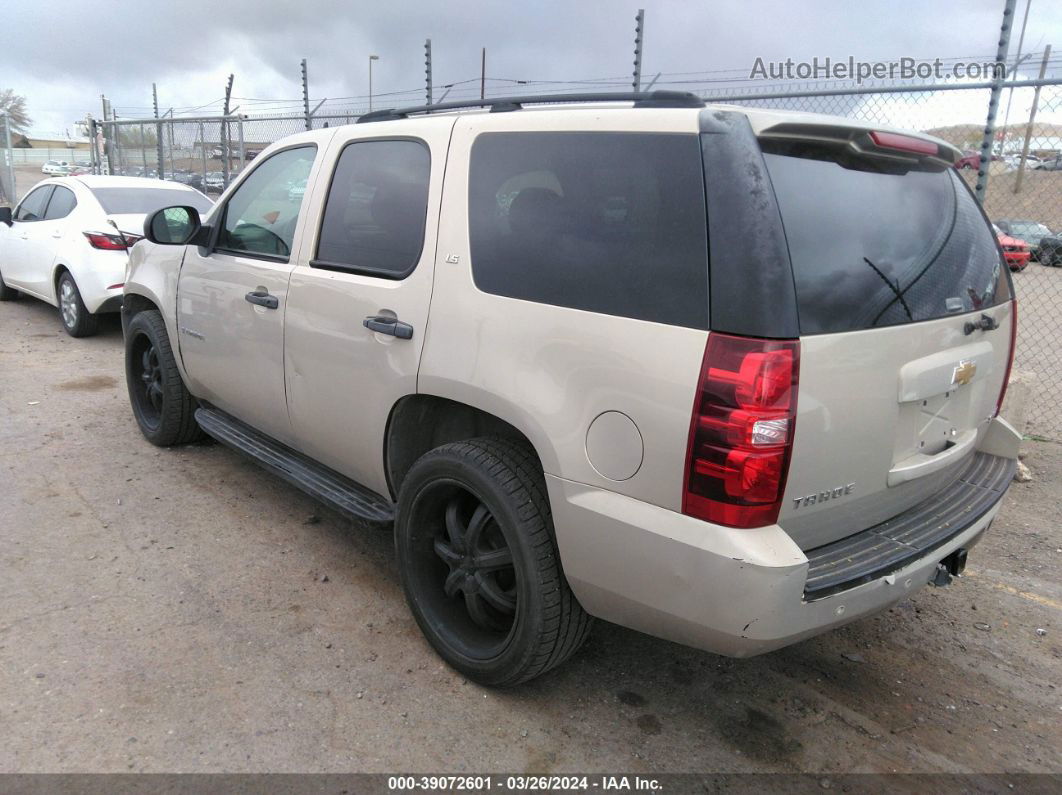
[2,185,54,295]
[284,118,454,496]
[176,143,322,444]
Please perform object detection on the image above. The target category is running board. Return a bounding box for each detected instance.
[195,406,395,524]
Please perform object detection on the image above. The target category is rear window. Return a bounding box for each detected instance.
[468,132,709,329]
[90,187,213,215]
[762,146,1010,334]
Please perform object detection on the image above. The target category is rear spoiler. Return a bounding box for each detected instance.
[757,121,960,170]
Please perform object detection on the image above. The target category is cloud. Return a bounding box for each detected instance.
[3,0,1060,136]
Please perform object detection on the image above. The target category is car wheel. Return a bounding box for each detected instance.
[0,268,19,301]
[395,437,592,686]
[125,309,204,446]
[57,271,98,337]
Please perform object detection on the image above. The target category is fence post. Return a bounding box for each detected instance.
[199,122,207,186]
[153,84,165,179]
[140,123,148,174]
[87,116,99,175]
[301,59,311,131]
[223,75,234,187]
[237,117,245,171]
[1,111,15,205]
[974,0,1017,203]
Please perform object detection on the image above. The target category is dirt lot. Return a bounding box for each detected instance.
[0,296,1059,775]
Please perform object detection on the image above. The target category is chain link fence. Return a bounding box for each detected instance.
[4,78,1061,438]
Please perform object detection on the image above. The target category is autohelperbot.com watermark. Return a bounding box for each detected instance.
[749,56,1008,84]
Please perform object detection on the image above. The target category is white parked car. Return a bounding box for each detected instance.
[41,160,71,176]
[0,176,212,336]
[204,171,225,191]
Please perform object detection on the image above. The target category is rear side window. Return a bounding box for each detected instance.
[315,139,430,278]
[15,186,52,222]
[44,186,77,220]
[762,147,1010,334]
[468,132,709,329]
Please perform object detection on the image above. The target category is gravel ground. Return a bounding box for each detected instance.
[0,295,1059,775]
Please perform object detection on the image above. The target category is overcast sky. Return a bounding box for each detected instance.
[4,0,1062,137]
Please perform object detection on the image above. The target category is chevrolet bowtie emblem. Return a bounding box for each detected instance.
[952,360,977,386]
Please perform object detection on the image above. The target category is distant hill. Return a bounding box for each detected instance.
[924,122,1062,153]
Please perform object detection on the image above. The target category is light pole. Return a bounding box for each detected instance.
[369,54,380,112]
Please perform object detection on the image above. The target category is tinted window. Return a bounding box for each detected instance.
[44,186,77,220]
[315,139,430,277]
[217,146,316,259]
[763,148,1010,334]
[15,186,52,222]
[91,187,213,215]
[468,132,709,328]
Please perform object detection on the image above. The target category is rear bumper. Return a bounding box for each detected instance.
[548,450,1014,658]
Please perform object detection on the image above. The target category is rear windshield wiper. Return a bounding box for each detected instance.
[863,257,914,323]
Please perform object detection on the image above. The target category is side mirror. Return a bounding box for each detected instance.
[0,206,11,227]
[144,205,204,245]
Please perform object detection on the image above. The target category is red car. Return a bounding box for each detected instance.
[994,225,1030,271]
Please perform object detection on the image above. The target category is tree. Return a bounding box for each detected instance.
[0,89,32,133]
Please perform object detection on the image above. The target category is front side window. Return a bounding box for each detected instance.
[217,146,316,259]
[468,132,709,328]
[315,139,430,278]
[43,186,77,220]
[15,186,53,222]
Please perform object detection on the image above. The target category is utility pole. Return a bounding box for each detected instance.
[1014,44,1051,195]
[480,48,486,100]
[152,83,164,179]
[223,73,234,185]
[974,0,1017,203]
[632,9,645,92]
[425,38,433,105]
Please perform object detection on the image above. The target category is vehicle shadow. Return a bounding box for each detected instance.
[2,293,123,341]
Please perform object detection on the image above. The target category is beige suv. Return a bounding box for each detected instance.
[122,92,1020,686]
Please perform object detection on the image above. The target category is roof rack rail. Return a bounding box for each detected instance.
[356,90,705,124]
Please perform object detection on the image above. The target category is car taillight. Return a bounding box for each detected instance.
[83,231,129,250]
[683,333,799,529]
[996,300,1018,417]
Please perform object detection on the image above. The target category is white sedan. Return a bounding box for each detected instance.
[0,176,213,337]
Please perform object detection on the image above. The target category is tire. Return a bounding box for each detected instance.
[56,271,98,337]
[124,309,204,446]
[0,268,18,301]
[395,437,592,686]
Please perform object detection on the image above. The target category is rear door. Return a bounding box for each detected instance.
[177,143,321,445]
[760,134,1015,550]
[283,118,453,497]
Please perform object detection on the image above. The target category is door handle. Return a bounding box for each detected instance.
[245,289,279,309]
[363,314,414,340]
[51,233,63,239]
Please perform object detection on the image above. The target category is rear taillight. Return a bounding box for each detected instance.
[683,333,799,529]
[83,231,129,250]
[995,300,1018,417]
